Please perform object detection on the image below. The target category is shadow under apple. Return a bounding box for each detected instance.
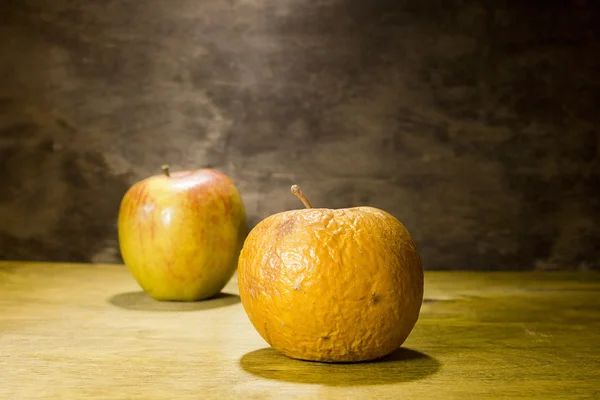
[108,291,240,311]
[240,347,440,386]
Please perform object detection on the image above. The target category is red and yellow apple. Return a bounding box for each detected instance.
[118,165,247,301]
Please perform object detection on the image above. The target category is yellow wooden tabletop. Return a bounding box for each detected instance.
[1,261,598,399]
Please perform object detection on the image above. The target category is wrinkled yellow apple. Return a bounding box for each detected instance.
[118,166,247,301]
[238,185,423,362]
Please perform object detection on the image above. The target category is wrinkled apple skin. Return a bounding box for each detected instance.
[118,169,247,301]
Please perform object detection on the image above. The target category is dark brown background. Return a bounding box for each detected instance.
[1,0,599,270]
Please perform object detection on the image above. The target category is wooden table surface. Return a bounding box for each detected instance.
[1,262,599,399]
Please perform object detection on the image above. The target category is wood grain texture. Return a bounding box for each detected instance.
[1,261,599,399]
[1,1,599,270]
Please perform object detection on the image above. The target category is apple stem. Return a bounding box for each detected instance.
[161,164,171,177]
[291,184,312,209]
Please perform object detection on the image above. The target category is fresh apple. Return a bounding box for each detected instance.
[118,165,247,301]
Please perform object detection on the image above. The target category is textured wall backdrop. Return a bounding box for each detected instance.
[0,0,599,270]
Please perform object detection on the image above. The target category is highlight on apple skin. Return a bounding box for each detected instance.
[117,165,247,301]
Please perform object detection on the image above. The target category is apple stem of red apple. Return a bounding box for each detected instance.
[291,185,312,209]
[161,164,171,177]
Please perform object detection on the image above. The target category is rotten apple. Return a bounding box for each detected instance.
[118,165,247,301]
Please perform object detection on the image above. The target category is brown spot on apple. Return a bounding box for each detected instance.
[277,218,296,237]
[371,292,380,304]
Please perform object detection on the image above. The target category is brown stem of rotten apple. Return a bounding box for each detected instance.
[161,164,171,177]
[291,184,312,209]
